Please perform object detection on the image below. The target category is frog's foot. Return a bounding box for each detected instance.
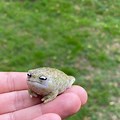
[28,89,38,98]
[41,91,58,103]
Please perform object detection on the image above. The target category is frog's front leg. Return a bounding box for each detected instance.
[28,89,38,98]
[41,90,58,103]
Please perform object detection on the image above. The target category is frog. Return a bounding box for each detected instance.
[27,67,75,103]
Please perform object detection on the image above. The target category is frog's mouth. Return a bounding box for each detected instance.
[27,80,48,89]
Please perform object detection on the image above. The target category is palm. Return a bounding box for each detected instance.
[0,72,87,120]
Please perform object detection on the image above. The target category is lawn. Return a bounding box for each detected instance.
[0,0,120,120]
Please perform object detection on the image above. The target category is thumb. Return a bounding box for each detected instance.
[33,113,61,120]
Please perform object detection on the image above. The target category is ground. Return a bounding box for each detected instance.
[0,0,120,120]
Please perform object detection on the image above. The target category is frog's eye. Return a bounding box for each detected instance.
[27,73,32,78]
[39,76,47,80]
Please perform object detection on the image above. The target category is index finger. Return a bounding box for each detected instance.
[0,72,28,94]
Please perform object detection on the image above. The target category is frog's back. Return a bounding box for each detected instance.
[40,67,75,92]
[33,67,68,79]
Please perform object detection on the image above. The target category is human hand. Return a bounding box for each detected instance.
[0,72,87,120]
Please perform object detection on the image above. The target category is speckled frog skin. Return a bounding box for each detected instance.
[27,67,75,103]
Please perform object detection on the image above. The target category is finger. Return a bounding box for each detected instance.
[41,93,81,118]
[0,90,41,114]
[0,86,84,114]
[0,93,81,120]
[65,85,88,105]
[0,72,27,94]
[33,113,61,120]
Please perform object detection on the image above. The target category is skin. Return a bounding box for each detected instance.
[0,72,88,120]
[27,67,75,103]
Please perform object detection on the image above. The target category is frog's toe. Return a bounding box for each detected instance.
[29,93,38,98]
[43,98,53,103]
[41,91,58,103]
[41,95,53,103]
[33,94,38,97]
[30,95,33,98]
[41,96,48,101]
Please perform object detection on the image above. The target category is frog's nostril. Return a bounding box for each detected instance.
[27,73,32,78]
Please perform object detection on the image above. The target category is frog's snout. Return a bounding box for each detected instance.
[27,73,32,82]
[27,73,32,78]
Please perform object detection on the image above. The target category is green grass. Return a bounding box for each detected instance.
[0,0,120,120]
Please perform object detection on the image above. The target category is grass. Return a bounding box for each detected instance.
[0,0,120,119]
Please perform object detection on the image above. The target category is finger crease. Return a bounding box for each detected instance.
[39,104,43,116]
[8,112,16,120]
[7,73,15,92]
[14,91,24,110]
